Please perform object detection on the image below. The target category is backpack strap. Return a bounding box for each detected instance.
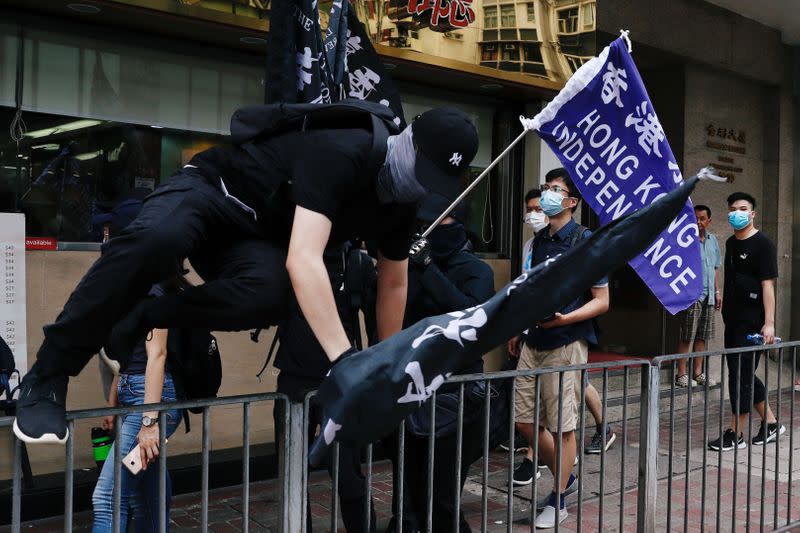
[365,113,390,178]
[569,224,590,248]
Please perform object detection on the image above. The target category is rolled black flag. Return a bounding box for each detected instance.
[309,176,701,465]
[265,0,333,104]
[344,8,406,128]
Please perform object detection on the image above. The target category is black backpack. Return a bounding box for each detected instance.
[167,329,222,416]
[230,99,400,184]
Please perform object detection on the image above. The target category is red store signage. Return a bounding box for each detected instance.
[408,0,476,28]
[25,237,58,251]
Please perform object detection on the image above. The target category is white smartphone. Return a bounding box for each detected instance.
[123,444,143,475]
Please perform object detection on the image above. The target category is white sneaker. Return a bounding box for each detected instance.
[534,505,568,529]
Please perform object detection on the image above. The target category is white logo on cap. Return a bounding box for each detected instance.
[449,152,462,166]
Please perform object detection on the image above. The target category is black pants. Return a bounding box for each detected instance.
[36,171,291,376]
[724,323,766,415]
[385,419,485,533]
[273,393,376,533]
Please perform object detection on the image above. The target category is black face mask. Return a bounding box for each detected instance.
[427,222,468,258]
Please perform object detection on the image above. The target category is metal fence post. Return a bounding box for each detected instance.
[637,362,660,533]
[281,401,306,533]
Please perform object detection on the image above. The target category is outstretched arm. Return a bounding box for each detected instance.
[287,206,352,361]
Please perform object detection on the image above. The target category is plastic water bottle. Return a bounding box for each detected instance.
[746,333,782,345]
[91,427,113,470]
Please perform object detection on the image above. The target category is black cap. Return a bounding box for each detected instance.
[412,108,479,202]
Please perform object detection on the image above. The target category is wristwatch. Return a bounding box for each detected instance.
[141,415,159,428]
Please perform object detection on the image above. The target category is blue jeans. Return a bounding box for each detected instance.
[92,373,182,533]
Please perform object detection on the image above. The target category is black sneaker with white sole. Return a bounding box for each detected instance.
[513,458,539,486]
[751,422,785,446]
[585,425,616,454]
[708,429,745,451]
[13,369,69,444]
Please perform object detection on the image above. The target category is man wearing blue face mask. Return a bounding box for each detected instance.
[511,168,610,529]
[708,191,783,452]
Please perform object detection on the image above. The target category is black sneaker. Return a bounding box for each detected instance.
[751,422,786,446]
[708,429,745,451]
[513,458,539,486]
[12,369,69,444]
[585,425,617,454]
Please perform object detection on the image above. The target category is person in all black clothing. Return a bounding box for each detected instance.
[708,191,784,452]
[386,194,495,533]
[14,105,479,444]
[272,242,378,533]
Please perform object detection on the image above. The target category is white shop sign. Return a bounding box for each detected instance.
[0,213,27,380]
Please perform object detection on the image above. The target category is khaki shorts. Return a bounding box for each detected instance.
[514,340,588,433]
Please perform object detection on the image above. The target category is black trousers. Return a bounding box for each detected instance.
[386,419,485,533]
[724,323,767,415]
[273,393,376,533]
[36,171,291,376]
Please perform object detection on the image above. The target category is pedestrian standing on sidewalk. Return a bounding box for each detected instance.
[708,192,784,452]
[509,188,616,468]
[674,204,721,388]
[510,168,610,528]
[92,280,184,533]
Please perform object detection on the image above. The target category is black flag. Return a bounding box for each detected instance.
[265,0,404,126]
[343,9,406,128]
[265,0,334,104]
[309,176,702,464]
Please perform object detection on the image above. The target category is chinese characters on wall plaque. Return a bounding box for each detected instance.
[705,124,745,183]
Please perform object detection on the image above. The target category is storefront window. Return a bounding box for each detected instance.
[0,23,263,243]
[0,107,227,242]
[14,26,263,135]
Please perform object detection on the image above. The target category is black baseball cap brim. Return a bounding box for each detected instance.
[415,150,462,202]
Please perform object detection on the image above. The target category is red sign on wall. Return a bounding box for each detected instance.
[25,237,58,251]
[408,0,476,29]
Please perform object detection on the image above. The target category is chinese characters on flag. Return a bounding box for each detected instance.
[408,0,476,29]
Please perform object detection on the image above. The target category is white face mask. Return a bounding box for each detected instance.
[523,211,548,233]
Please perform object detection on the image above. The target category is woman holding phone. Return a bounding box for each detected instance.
[92,281,184,533]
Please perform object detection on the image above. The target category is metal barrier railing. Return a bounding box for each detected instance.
[2,342,798,532]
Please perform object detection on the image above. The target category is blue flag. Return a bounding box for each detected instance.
[531,36,702,314]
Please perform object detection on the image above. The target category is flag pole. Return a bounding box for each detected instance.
[421,124,533,238]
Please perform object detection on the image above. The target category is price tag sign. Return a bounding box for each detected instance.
[0,213,27,377]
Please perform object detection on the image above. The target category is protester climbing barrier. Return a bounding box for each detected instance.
[2,342,799,532]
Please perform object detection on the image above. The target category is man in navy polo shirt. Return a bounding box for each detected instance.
[512,168,610,528]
